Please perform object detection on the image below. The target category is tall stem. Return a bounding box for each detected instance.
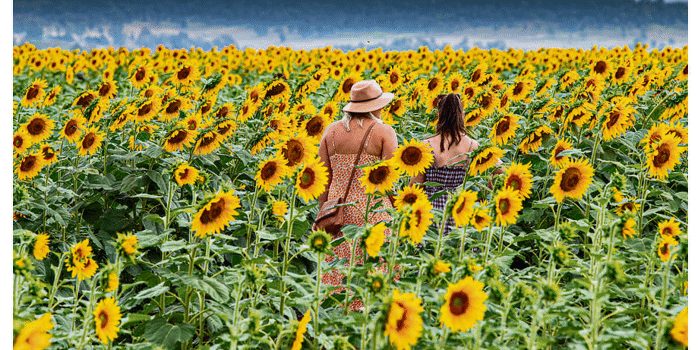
[77,278,98,349]
[654,254,674,350]
[434,199,450,258]
[458,225,469,262]
[314,252,323,349]
[482,223,494,266]
[279,185,297,315]
[343,238,358,315]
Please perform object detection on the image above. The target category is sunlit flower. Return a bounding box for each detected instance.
[550,158,595,202]
[93,297,122,344]
[384,290,424,350]
[190,190,241,238]
[295,158,329,202]
[390,139,434,177]
[13,313,54,350]
[439,276,488,332]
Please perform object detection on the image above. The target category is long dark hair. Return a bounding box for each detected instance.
[435,93,466,152]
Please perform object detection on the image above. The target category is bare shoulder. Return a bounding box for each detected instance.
[467,136,479,151]
[373,122,397,138]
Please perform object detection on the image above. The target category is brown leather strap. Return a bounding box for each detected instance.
[342,122,377,200]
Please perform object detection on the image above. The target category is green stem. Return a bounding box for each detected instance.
[230,280,244,350]
[314,252,323,350]
[458,225,469,263]
[654,254,674,350]
[279,185,297,315]
[246,186,260,255]
[48,253,67,309]
[77,277,98,349]
[343,237,358,315]
[434,196,451,258]
[482,223,494,266]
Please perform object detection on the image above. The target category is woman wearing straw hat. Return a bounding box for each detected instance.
[314,79,400,311]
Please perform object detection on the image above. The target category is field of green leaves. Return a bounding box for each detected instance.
[13,42,687,349]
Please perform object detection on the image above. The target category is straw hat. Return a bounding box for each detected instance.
[342,80,394,113]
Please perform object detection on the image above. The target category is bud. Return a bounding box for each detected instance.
[605,260,627,285]
[552,243,570,266]
[308,230,331,254]
[488,279,508,304]
[366,271,385,295]
[541,283,559,303]
[559,221,579,241]
[484,263,500,279]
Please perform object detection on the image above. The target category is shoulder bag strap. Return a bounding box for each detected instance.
[342,122,377,201]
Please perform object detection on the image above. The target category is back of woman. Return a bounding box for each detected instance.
[410,93,478,234]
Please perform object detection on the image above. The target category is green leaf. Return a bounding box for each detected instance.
[133,282,169,300]
[143,317,196,350]
[147,170,168,194]
[178,275,230,303]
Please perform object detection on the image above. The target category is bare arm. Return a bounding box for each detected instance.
[380,124,399,206]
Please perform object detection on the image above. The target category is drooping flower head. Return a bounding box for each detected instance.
[190,190,241,238]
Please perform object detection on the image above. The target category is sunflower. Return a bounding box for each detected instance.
[364,222,386,258]
[394,184,429,210]
[425,73,445,97]
[620,217,637,239]
[295,158,329,202]
[117,232,138,256]
[590,59,612,78]
[181,111,203,131]
[464,108,483,128]
[476,91,497,112]
[549,138,573,169]
[386,65,403,91]
[461,82,481,102]
[277,134,314,168]
[384,290,424,350]
[193,130,222,156]
[162,96,192,122]
[644,133,686,180]
[601,103,635,141]
[72,90,99,112]
[255,156,289,192]
[213,103,236,120]
[452,190,478,228]
[468,146,505,177]
[13,313,54,350]
[360,161,400,194]
[77,127,105,156]
[105,272,119,293]
[470,207,492,231]
[21,78,47,107]
[399,200,434,245]
[439,276,488,332]
[494,187,523,226]
[336,72,363,101]
[670,307,688,347]
[23,113,55,144]
[42,85,61,107]
[550,158,595,202]
[302,114,329,141]
[40,144,59,167]
[469,63,489,85]
[13,129,32,154]
[518,125,553,154]
[490,114,520,146]
[657,235,678,262]
[97,79,118,101]
[390,139,434,177]
[65,239,99,281]
[658,217,682,238]
[93,297,122,344]
[162,128,194,153]
[133,99,160,124]
[31,233,50,260]
[504,162,534,199]
[15,151,45,181]
[172,63,200,86]
[263,80,291,101]
[665,121,688,145]
[320,101,339,120]
[563,103,594,130]
[173,163,199,187]
[611,65,631,85]
[291,310,311,350]
[271,200,288,222]
[508,79,534,101]
[191,190,241,238]
[559,70,580,90]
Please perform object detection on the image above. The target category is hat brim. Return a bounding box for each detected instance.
[342,92,394,113]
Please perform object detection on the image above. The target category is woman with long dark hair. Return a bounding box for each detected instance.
[409,93,482,233]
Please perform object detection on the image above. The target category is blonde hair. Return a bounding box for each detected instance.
[341,111,382,132]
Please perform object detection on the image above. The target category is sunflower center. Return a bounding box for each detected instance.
[455,198,466,214]
[404,194,417,205]
[615,67,626,80]
[75,93,96,110]
[82,133,96,149]
[560,168,582,192]
[507,175,522,191]
[660,243,669,255]
[166,100,181,114]
[479,95,492,109]
[168,130,188,144]
[306,117,324,137]
[217,123,231,135]
[187,120,197,130]
[554,146,566,160]
[265,83,286,98]
[43,149,55,160]
[342,79,355,94]
[500,94,509,108]
[593,61,607,74]
[13,136,24,148]
[621,202,635,212]
[216,107,229,119]
[513,82,524,96]
[395,304,408,331]
[99,83,111,97]
[498,198,510,214]
[662,227,672,236]
[177,66,191,80]
[260,162,278,180]
[198,134,217,148]
[201,102,212,115]
[449,291,470,316]
[471,70,481,83]
[179,168,190,180]
[427,78,439,91]
[200,198,226,225]
[475,153,493,166]
[299,168,315,189]
[606,112,621,129]
[466,112,481,124]
[368,166,389,184]
[26,86,40,100]
[27,118,47,135]
[451,80,459,91]
[138,103,153,117]
[496,119,510,135]
[401,146,422,166]
[388,100,402,114]
[99,310,108,328]
[281,141,302,166]
[390,72,399,84]
[20,155,37,172]
[653,144,671,167]
[683,64,688,75]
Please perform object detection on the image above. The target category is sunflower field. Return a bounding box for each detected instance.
[12,42,688,349]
